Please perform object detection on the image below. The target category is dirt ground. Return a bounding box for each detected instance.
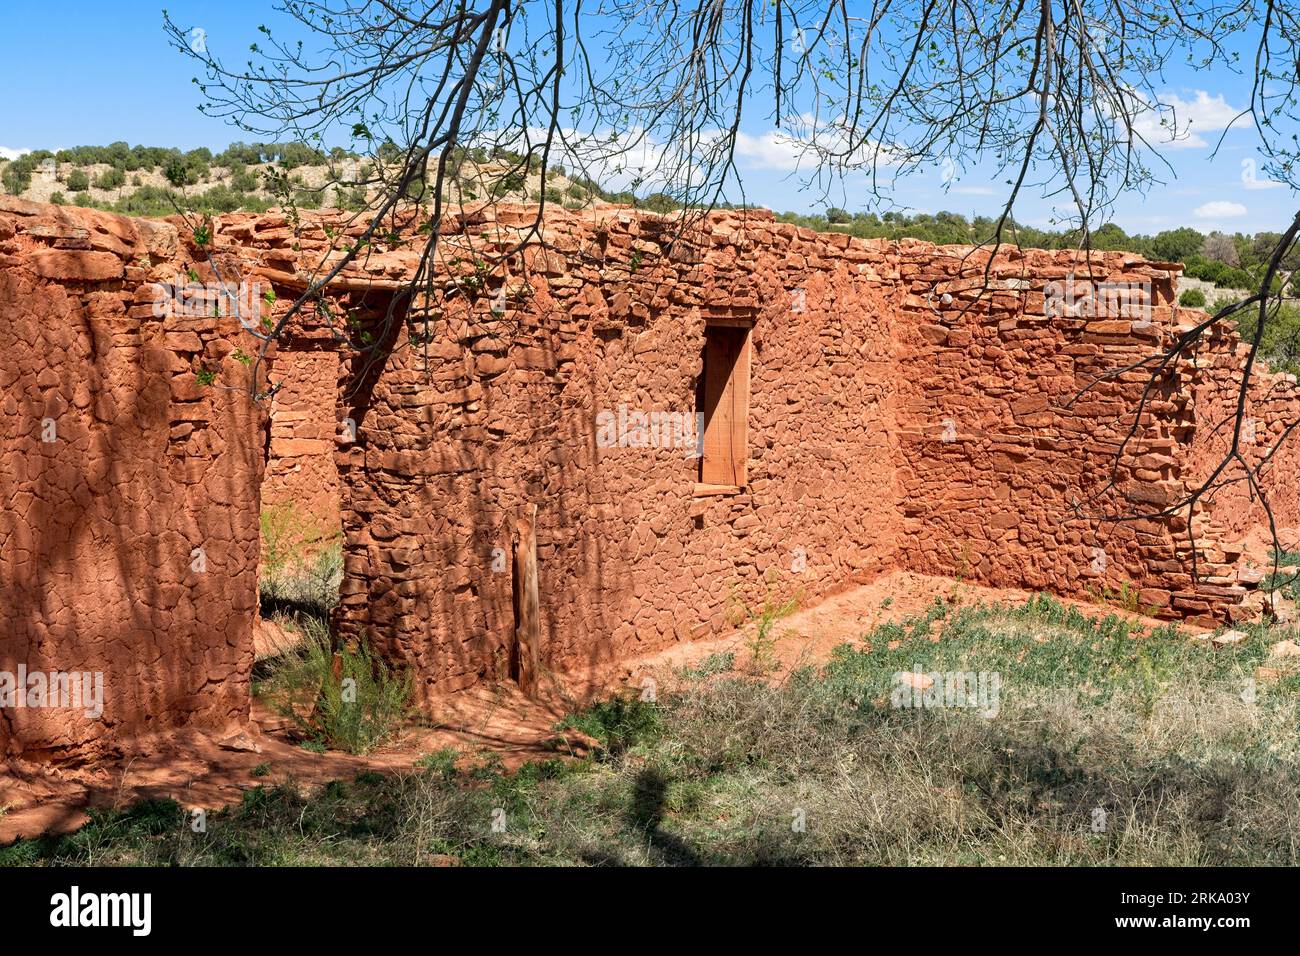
[0,570,1181,843]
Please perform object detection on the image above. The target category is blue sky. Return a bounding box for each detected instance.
[1,1,1294,236]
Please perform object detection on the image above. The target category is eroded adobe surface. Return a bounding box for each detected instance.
[4,195,1299,759]
[0,197,262,761]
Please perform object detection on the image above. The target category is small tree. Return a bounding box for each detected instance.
[94,167,125,190]
[639,192,681,214]
[1201,232,1241,268]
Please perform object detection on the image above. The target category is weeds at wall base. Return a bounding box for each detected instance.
[255,618,412,756]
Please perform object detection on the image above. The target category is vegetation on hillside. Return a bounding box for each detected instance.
[0,140,660,219]
[4,143,1289,280]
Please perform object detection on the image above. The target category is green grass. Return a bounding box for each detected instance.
[1260,549,1300,602]
[6,595,1299,866]
[556,696,662,756]
[259,504,342,618]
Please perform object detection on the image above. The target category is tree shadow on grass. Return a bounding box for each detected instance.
[578,766,703,866]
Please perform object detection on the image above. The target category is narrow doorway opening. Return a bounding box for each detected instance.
[697,321,751,489]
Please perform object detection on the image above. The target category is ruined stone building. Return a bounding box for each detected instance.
[3,195,1298,760]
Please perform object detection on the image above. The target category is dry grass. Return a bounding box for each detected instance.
[6,595,1299,866]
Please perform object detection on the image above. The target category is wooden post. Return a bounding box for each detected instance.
[512,505,541,697]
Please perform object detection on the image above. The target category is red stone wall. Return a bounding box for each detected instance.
[1177,314,1300,602]
[205,203,1300,690]
[327,209,902,696]
[888,246,1299,626]
[262,347,342,545]
[891,247,1191,607]
[6,195,1300,760]
[0,198,264,760]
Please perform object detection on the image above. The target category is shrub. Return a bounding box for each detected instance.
[1184,256,1256,291]
[188,184,261,214]
[1149,226,1205,262]
[49,191,66,205]
[1222,267,1256,289]
[163,151,210,187]
[260,619,411,755]
[0,153,45,195]
[1232,297,1300,375]
[65,169,90,192]
[489,171,527,199]
[261,540,342,619]
[337,186,369,211]
[231,169,260,193]
[94,167,125,190]
[1179,288,1207,308]
[275,142,327,170]
[258,502,342,621]
[215,142,267,167]
[638,192,680,213]
[163,155,188,187]
[557,695,662,756]
[729,575,802,675]
[108,186,179,217]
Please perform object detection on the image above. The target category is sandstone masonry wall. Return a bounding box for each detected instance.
[1176,315,1300,617]
[236,205,1300,691]
[326,208,902,696]
[6,195,1300,760]
[891,246,1190,608]
[889,244,1300,626]
[262,348,343,545]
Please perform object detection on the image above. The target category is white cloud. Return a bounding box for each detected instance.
[502,118,901,199]
[0,147,31,162]
[731,115,903,173]
[1133,90,1242,150]
[731,129,809,172]
[1193,200,1247,219]
[490,126,684,193]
